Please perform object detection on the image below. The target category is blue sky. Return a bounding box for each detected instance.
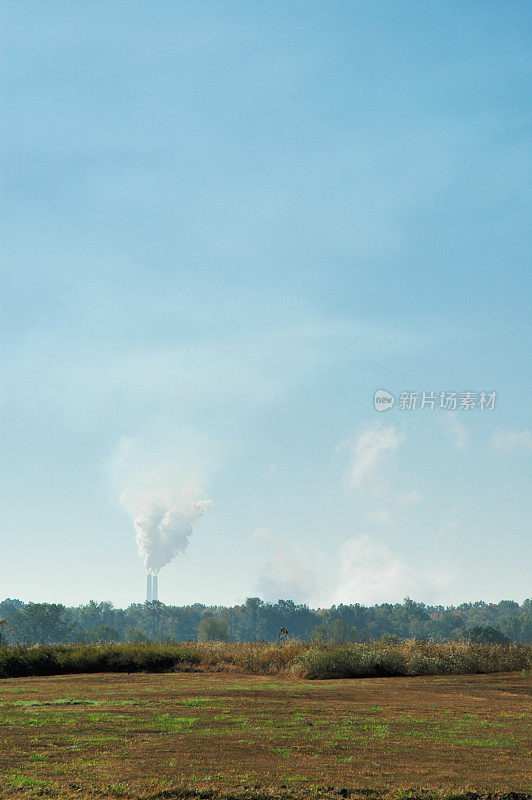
[1,1,531,608]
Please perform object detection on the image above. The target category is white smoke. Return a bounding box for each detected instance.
[123,486,212,575]
[133,497,211,575]
[106,423,216,576]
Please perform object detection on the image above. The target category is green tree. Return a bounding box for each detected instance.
[143,600,166,640]
[88,625,121,643]
[197,615,231,642]
[464,625,510,645]
[242,597,263,640]
[13,603,73,644]
[312,619,360,644]
[77,601,115,630]
[124,626,149,643]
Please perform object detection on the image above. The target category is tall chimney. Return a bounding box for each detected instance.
[152,574,158,602]
[146,573,152,603]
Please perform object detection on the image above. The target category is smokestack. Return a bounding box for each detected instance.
[146,573,152,603]
[152,574,158,602]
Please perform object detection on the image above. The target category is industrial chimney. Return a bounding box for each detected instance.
[152,574,158,602]
[146,573,152,603]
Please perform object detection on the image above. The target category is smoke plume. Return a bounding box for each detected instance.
[125,488,212,575]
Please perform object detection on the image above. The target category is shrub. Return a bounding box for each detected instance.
[0,643,202,679]
[295,641,530,679]
[296,644,408,679]
[0,640,529,680]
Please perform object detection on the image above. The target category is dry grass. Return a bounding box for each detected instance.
[0,640,529,679]
[296,640,531,679]
[0,670,529,799]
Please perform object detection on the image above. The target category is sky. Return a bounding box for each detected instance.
[1,1,531,609]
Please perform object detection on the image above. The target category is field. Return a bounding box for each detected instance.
[0,670,529,800]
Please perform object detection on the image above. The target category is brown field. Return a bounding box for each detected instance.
[0,671,529,800]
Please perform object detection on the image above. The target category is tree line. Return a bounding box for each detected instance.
[0,596,530,647]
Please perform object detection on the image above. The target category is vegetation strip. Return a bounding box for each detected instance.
[0,640,529,679]
[1,598,529,648]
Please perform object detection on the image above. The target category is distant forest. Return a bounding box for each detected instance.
[1,597,530,647]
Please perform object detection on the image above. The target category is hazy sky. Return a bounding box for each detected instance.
[1,1,531,608]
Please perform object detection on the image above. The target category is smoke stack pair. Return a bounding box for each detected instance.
[146,573,158,602]
[146,573,152,602]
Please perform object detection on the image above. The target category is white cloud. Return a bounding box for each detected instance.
[344,423,405,491]
[365,508,394,525]
[330,535,452,606]
[395,489,422,507]
[363,491,421,524]
[490,429,532,452]
[255,528,451,607]
[340,422,411,524]
[441,413,467,450]
[255,527,323,604]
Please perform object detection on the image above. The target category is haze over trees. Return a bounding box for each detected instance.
[0,597,529,646]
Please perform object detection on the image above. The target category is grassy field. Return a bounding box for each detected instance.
[0,671,529,800]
